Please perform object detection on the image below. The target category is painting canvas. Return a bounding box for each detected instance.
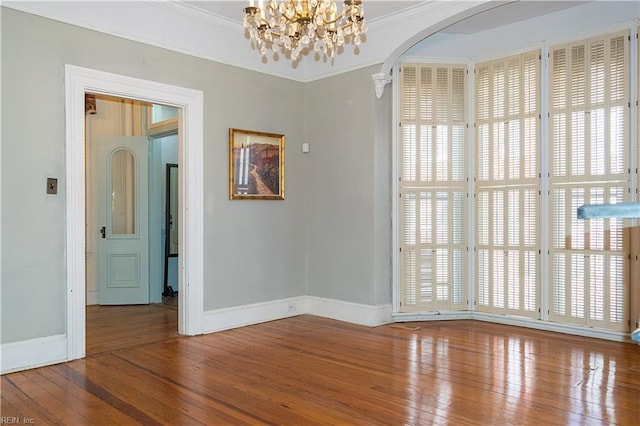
[229,128,284,200]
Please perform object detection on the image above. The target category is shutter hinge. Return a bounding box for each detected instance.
[399,247,402,252]
[538,308,541,313]
[629,35,632,41]
[399,122,402,127]
[399,176,402,182]
[399,193,402,198]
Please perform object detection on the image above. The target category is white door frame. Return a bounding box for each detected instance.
[65,65,204,361]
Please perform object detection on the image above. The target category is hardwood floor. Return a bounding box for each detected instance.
[2,312,640,425]
[85,298,179,355]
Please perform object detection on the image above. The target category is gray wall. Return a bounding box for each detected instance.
[305,66,392,306]
[1,8,316,343]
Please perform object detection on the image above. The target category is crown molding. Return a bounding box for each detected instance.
[1,1,492,82]
[147,0,241,32]
[366,0,454,30]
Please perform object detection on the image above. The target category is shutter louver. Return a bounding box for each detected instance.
[398,29,631,334]
[399,63,467,312]
[475,50,541,318]
[549,32,629,331]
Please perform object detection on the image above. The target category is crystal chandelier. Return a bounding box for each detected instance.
[243,0,367,61]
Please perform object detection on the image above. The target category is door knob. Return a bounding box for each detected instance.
[100,226,106,239]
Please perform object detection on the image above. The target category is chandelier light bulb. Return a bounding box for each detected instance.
[243,0,366,61]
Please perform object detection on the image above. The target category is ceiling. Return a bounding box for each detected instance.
[182,1,587,34]
[2,0,592,81]
[183,1,426,24]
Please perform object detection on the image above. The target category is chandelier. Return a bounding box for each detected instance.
[242,0,367,61]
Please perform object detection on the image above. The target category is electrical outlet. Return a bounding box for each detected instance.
[287,303,296,313]
[46,177,58,194]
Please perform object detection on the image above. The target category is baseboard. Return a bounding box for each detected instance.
[306,296,393,327]
[471,312,630,342]
[86,290,98,305]
[203,296,307,333]
[393,311,474,322]
[203,296,393,334]
[393,310,630,343]
[1,334,67,374]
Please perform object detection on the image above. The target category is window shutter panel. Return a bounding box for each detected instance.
[549,32,629,331]
[474,50,541,318]
[399,63,467,312]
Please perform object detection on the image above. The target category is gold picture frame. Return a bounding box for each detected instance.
[229,128,285,200]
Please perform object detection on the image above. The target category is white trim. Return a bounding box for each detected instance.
[65,65,204,362]
[203,297,307,333]
[372,72,392,99]
[1,335,67,374]
[148,1,240,32]
[380,1,498,77]
[203,296,393,333]
[86,291,99,306]
[393,311,473,322]
[306,296,392,327]
[471,312,630,343]
[391,62,400,314]
[392,311,632,343]
[5,301,633,374]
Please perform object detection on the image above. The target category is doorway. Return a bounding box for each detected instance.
[84,96,180,354]
[65,65,204,362]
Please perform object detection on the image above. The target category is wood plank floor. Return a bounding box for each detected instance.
[2,310,640,425]
[85,298,179,355]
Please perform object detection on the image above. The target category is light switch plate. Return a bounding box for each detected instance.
[47,177,58,194]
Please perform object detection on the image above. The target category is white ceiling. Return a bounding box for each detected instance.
[183,1,426,24]
[3,1,590,81]
[181,1,587,34]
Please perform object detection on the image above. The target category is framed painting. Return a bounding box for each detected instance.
[229,128,285,200]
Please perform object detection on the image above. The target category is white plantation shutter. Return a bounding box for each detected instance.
[399,63,467,312]
[475,51,541,318]
[397,29,634,334]
[549,32,630,331]
[634,28,640,333]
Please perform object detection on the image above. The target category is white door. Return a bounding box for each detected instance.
[98,136,149,305]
